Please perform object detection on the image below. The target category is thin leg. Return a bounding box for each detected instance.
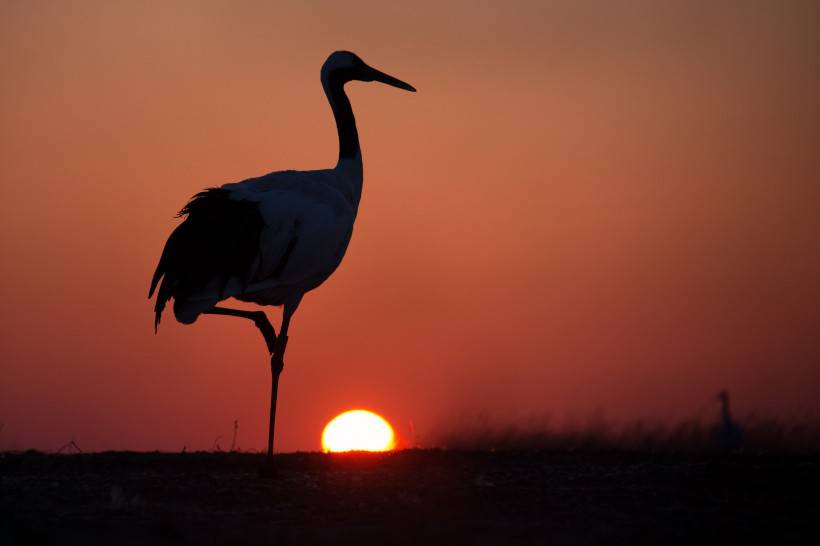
[204,301,299,478]
[264,305,295,468]
[203,305,280,476]
[204,306,277,354]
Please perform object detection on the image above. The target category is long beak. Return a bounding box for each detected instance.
[369,67,416,92]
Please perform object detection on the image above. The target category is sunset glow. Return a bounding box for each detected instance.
[321,410,396,453]
[1,1,819,454]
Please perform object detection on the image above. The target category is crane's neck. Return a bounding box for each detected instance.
[323,78,362,167]
[322,75,363,207]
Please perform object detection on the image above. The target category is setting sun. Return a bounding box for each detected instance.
[321,410,396,453]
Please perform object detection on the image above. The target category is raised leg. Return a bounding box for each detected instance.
[204,306,277,354]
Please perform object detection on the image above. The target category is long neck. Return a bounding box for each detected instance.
[323,78,361,167]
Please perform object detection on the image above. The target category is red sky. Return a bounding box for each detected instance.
[2,0,819,452]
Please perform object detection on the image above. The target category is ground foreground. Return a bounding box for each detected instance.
[2,450,818,545]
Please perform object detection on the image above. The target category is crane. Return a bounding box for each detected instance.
[149,51,415,473]
[716,390,744,452]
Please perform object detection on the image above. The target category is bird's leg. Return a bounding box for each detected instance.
[203,306,277,354]
[203,303,296,477]
[205,306,281,476]
[263,307,294,474]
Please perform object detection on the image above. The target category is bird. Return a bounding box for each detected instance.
[149,51,415,472]
[715,389,744,452]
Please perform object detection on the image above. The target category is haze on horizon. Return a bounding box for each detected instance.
[1,0,819,452]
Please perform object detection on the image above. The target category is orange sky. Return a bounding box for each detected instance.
[2,0,819,452]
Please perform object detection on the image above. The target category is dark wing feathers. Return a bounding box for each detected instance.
[149,188,264,330]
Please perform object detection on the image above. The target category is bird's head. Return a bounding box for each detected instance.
[321,51,416,92]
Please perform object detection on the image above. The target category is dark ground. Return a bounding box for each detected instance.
[2,450,818,545]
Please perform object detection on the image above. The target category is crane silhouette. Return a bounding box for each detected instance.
[149,51,415,472]
[715,389,743,452]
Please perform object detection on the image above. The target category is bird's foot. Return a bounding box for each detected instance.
[273,333,288,357]
[268,334,288,373]
[270,352,285,376]
[251,311,268,328]
[251,312,277,353]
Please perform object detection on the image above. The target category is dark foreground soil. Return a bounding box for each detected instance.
[2,450,819,545]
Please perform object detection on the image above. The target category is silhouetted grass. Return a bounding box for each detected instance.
[429,415,820,453]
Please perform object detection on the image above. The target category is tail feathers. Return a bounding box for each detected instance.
[153,274,175,332]
[149,221,188,332]
[148,187,263,331]
[148,263,163,299]
[153,272,216,331]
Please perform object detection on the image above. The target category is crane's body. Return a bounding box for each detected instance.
[226,162,361,304]
[151,159,362,327]
[148,51,415,474]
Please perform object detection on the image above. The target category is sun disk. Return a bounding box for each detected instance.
[321,409,396,453]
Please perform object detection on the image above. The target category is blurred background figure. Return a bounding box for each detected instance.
[715,390,744,452]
